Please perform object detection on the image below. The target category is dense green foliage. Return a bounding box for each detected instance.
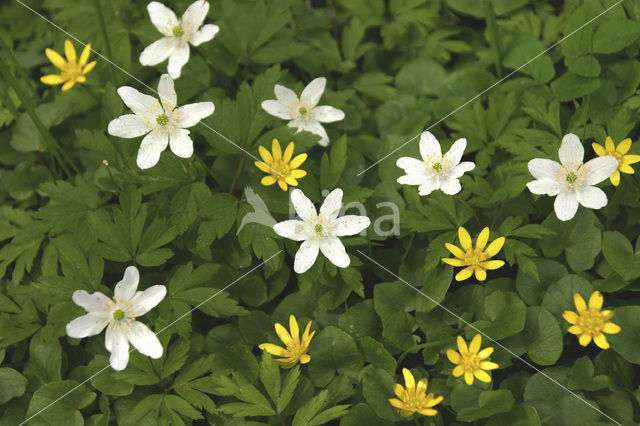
[1,0,640,424]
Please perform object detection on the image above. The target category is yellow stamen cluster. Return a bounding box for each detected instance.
[255,139,307,191]
[447,334,499,385]
[563,291,620,349]
[592,136,640,186]
[388,368,443,417]
[258,314,315,368]
[441,226,505,281]
[41,39,97,91]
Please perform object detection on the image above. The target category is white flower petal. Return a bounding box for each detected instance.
[445,138,467,167]
[137,129,169,169]
[290,188,317,221]
[127,321,163,359]
[577,186,608,209]
[450,161,475,179]
[169,128,193,158]
[320,237,350,268]
[71,290,112,313]
[314,105,344,123]
[262,100,293,120]
[583,156,619,185]
[273,220,308,241]
[175,101,215,128]
[396,157,426,175]
[130,285,167,317]
[66,313,107,338]
[157,74,177,108]
[554,189,579,221]
[274,84,298,106]
[419,131,441,160]
[294,238,319,274]
[528,158,563,181]
[418,179,440,196]
[301,77,326,107]
[295,120,329,146]
[114,266,140,301]
[147,1,179,36]
[105,328,130,371]
[139,38,176,66]
[526,180,561,196]
[190,24,219,46]
[108,114,153,139]
[182,0,209,33]
[333,215,370,236]
[167,43,190,79]
[398,173,428,186]
[319,188,343,221]
[559,133,584,165]
[117,86,160,117]
[440,177,462,195]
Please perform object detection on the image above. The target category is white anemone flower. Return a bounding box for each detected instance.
[107,74,214,169]
[526,133,618,221]
[66,266,166,371]
[261,77,345,147]
[274,188,370,274]
[396,131,475,196]
[140,0,219,79]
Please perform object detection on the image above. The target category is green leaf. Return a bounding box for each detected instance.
[523,307,563,366]
[259,352,281,408]
[0,367,27,404]
[601,231,640,281]
[592,20,640,54]
[473,291,526,340]
[308,326,363,387]
[568,356,609,391]
[25,380,96,426]
[454,389,515,422]
[551,72,602,103]
[607,306,640,365]
[502,34,554,83]
[361,367,398,421]
[320,135,348,189]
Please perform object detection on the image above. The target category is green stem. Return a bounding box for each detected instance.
[483,0,503,78]
[454,195,481,227]
[229,153,246,194]
[194,154,219,186]
[93,0,117,86]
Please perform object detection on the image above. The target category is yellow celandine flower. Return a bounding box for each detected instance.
[441,227,505,281]
[592,136,640,186]
[388,368,443,417]
[562,291,621,349]
[258,314,315,368]
[41,40,97,91]
[255,138,307,191]
[447,334,499,385]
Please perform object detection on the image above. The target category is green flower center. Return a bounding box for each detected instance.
[565,172,578,184]
[113,309,125,321]
[432,162,443,172]
[173,26,185,38]
[314,223,323,233]
[299,107,307,115]
[156,114,169,126]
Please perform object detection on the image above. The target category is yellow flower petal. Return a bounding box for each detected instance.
[45,48,67,70]
[75,75,86,83]
[261,175,277,186]
[283,142,295,163]
[402,368,415,392]
[289,315,300,346]
[289,169,307,179]
[602,322,621,334]
[485,236,505,257]
[592,142,606,157]
[40,74,66,85]
[464,371,474,385]
[417,408,438,416]
[567,325,583,335]
[619,163,635,174]
[605,136,615,152]
[446,349,461,364]
[469,334,482,353]
[623,154,640,165]
[588,291,603,310]
[64,39,77,63]
[82,61,97,75]
[593,333,609,349]
[474,370,492,383]
[476,227,490,251]
[452,365,464,377]
[458,227,473,251]
[616,138,631,155]
[455,266,474,281]
[416,378,428,396]
[389,398,405,409]
[259,146,273,163]
[477,347,494,359]
[299,354,311,364]
[573,293,587,312]
[483,260,504,270]
[442,257,467,267]
[277,179,288,191]
[301,321,314,349]
[255,161,272,173]
[425,395,444,407]
[272,138,282,161]
[285,176,298,186]
[289,153,307,169]
[393,383,405,399]
[610,170,620,186]
[480,361,499,370]
[274,322,293,346]
[79,43,91,67]
[474,266,487,281]
[562,311,579,324]
[456,335,468,353]
[578,333,591,347]
[61,80,75,91]
[258,343,289,357]
[445,243,466,259]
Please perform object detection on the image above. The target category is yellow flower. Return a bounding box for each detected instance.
[562,291,621,349]
[592,136,640,186]
[258,314,315,368]
[255,138,307,191]
[447,334,499,385]
[41,40,97,91]
[388,368,443,417]
[441,226,505,281]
